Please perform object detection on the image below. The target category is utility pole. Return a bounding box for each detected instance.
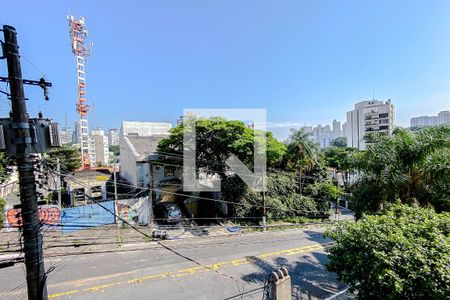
[56,158,61,210]
[262,170,266,231]
[335,197,339,221]
[2,25,48,299]
[113,161,118,200]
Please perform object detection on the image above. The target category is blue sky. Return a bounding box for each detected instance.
[1,1,450,140]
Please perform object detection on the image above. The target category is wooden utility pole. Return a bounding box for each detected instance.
[2,25,48,300]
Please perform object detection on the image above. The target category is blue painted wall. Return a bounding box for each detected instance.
[61,201,115,234]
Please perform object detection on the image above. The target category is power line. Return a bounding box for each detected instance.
[45,159,328,215]
[38,161,246,296]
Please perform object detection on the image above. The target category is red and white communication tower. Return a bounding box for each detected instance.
[67,15,92,170]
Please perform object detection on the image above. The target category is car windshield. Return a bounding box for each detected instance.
[168,209,181,218]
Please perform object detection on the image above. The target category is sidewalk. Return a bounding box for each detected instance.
[1,208,353,261]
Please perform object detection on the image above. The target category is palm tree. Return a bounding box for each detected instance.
[286,128,320,194]
[354,125,450,213]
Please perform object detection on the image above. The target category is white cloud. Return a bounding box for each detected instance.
[265,121,306,129]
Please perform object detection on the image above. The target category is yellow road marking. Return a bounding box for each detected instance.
[48,242,334,299]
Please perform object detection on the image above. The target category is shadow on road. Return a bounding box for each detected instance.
[239,251,345,300]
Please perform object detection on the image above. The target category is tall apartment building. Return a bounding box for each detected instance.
[332,119,343,137]
[438,111,450,125]
[344,99,395,150]
[301,121,343,149]
[60,127,74,145]
[90,129,110,166]
[108,128,119,146]
[312,125,335,149]
[410,110,450,127]
[410,116,438,127]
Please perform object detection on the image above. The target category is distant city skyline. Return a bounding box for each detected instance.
[1,1,450,140]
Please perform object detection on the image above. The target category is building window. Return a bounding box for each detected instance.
[164,166,175,177]
[379,125,389,130]
[379,113,388,118]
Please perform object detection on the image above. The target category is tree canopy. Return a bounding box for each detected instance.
[325,204,450,299]
[285,128,320,173]
[109,145,120,157]
[351,125,450,216]
[157,117,287,176]
[330,136,347,148]
[45,145,81,172]
[222,171,328,221]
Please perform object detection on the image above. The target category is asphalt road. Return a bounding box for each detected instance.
[0,226,346,300]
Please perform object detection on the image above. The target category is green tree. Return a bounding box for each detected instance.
[325,204,450,299]
[46,145,81,172]
[285,128,320,194]
[303,181,344,211]
[352,125,450,216]
[0,152,14,183]
[330,136,347,148]
[324,146,357,189]
[222,171,325,221]
[157,117,287,176]
[109,145,120,157]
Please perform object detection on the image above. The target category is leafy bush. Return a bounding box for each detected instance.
[304,181,344,211]
[352,126,450,215]
[223,171,327,222]
[325,204,450,299]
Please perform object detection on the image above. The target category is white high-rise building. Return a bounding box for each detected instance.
[90,129,110,166]
[409,110,450,127]
[312,124,335,149]
[410,116,438,127]
[332,119,342,137]
[108,128,119,146]
[301,122,343,149]
[60,127,74,145]
[344,99,395,150]
[438,111,450,125]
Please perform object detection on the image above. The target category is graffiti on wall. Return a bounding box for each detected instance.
[61,201,115,234]
[116,197,150,225]
[5,206,61,227]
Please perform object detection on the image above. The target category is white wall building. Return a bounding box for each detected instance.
[438,111,450,125]
[344,99,395,150]
[409,110,450,127]
[119,121,172,187]
[60,127,74,145]
[90,129,110,166]
[301,121,343,149]
[332,119,343,137]
[410,116,438,127]
[312,124,335,149]
[108,128,119,146]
